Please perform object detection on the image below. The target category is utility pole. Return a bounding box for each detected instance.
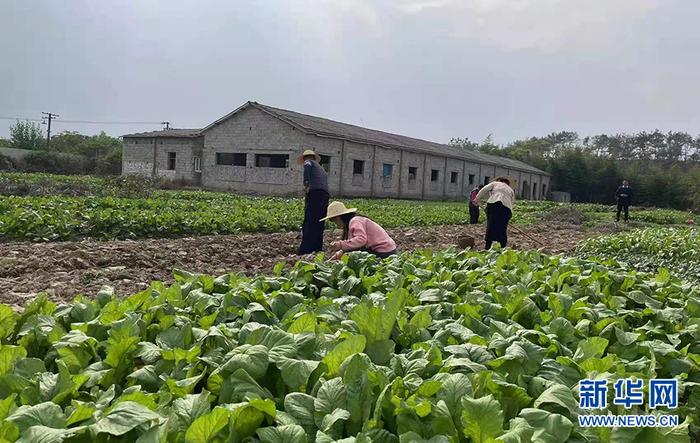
[161,121,171,130]
[42,112,59,149]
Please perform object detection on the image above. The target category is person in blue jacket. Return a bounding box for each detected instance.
[298,149,329,254]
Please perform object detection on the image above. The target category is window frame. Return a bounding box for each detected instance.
[450,171,458,184]
[255,154,289,169]
[167,152,176,171]
[352,159,364,175]
[408,166,418,181]
[215,152,247,167]
[382,163,394,178]
[193,156,201,173]
[430,169,440,182]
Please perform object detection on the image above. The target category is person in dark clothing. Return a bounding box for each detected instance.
[469,185,484,224]
[298,149,329,254]
[615,180,633,222]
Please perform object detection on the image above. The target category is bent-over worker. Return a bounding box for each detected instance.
[321,201,398,260]
[476,177,515,249]
[298,149,329,255]
[469,184,484,224]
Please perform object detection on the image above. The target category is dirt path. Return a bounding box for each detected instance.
[1,222,599,306]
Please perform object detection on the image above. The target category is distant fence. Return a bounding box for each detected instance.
[0,147,33,162]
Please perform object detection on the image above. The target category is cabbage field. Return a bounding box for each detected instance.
[1,173,699,442]
[0,248,698,442]
[578,227,700,285]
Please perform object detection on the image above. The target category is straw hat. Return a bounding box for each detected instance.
[297,149,321,165]
[320,201,357,221]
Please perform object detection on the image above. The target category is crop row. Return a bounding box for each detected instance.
[0,248,697,442]
[0,195,693,243]
[577,227,700,284]
[0,194,541,242]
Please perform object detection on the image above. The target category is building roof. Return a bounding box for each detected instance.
[205,102,548,175]
[122,128,202,138]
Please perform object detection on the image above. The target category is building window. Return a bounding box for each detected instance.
[319,155,331,173]
[408,166,417,181]
[542,184,547,198]
[382,163,393,177]
[167,152,176,170]
[255,154,289,168]
[193,156,201,173]
[484,176,490,185]
[431,169,439,182]
[533,183,537,198]
[216,153,246,166]
[468,174,475,185]
[450,171,458,184]
[353,160,364,175]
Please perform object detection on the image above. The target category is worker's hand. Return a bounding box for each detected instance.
[331,250,344,261]
[330,241,341,249]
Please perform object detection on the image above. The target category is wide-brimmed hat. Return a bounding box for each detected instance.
[297,149,321,165]
[320,201,357,221]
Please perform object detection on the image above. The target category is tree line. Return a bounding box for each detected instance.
[450,130,700,210]
[0,120,122,175]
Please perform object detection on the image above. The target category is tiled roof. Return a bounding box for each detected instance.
[122,129,202,138]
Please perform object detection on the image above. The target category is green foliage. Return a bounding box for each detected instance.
[9,121,45,151]
[578,227,700,284]
[0,248,697,441]
[0,175,693,241]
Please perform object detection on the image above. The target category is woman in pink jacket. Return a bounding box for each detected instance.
[321,201,398,259]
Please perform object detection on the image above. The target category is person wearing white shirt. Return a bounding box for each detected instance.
[476,177,515,249]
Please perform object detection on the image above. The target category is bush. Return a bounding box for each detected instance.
[94,148,122,175]
[21,151,93,175]
[0,154,17,172]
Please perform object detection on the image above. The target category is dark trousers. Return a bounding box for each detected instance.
[616,201,630,222]
[299,189,329,254]
[485,201,512,249]
[469,204,480,224]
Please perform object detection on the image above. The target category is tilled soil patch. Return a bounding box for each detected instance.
[1,222,595,306]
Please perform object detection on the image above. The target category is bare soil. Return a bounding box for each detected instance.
[0,222,601,307]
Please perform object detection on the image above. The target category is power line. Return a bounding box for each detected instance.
[0,116,165,125]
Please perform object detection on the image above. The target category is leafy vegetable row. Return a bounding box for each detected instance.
[0,248,697,442]
[577,227,700,284]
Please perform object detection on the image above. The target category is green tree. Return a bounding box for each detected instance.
[9,120,45,150]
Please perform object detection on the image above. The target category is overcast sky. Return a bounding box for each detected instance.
[1,0,699,144]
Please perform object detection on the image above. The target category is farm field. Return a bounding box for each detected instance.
[0,173,693,242]
[0,173,699,441]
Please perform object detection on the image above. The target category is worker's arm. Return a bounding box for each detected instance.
[339,220,368,251]
[476,183,494,205]
[303,161,312,193]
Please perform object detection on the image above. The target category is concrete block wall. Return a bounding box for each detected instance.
[123,137,201,185]
[340,141,373,197]
[154,138,201,184]
[445,158,464,198]
[202,106,342,195]
[122,138,155,176]
[371,146,401,198]
[423,155,446,198]
[399,151,425,199]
